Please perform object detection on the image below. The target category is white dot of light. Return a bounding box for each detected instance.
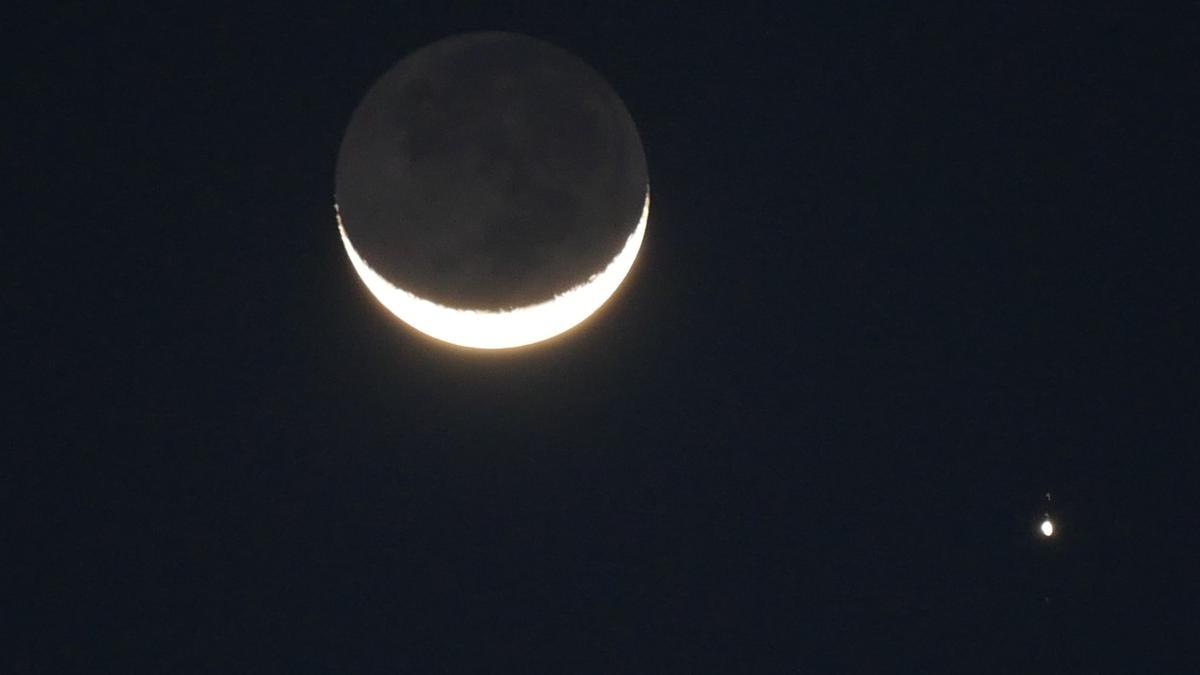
[1040,518,1054,537]
[338,190,649,350]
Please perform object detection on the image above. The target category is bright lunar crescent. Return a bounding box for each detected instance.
[335,32,649,349]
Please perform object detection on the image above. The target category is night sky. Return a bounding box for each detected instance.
[11,4,1196,672]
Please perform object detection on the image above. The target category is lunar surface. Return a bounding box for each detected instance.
[335,32,649,349]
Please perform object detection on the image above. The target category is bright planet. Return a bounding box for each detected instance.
[335,32,649,349]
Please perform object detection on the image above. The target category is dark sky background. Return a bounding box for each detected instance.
[10,3,1196,672]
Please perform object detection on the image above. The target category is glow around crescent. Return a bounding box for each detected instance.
[338,190,648,349]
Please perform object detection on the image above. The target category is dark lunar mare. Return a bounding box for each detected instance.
[336,32,648,310]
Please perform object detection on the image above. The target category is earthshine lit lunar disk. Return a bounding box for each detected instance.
[334,32,649,350]
[1040,518,1054,537]
[338,192,648,349]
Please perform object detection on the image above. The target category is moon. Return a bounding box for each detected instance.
[335,32,649,349]
[1040,518,1054,537]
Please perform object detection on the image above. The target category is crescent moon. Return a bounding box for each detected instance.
[338,190,648,350]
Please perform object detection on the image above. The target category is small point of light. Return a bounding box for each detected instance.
[1040,518,1054,537]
